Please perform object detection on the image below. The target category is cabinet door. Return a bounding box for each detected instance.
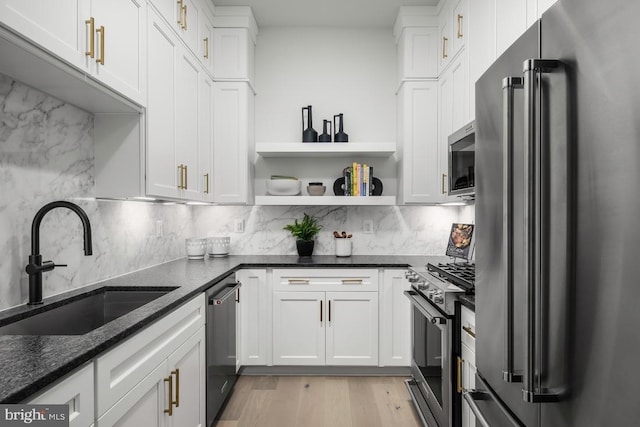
[397,81,441,204]
[326,291,378,366]
[438,68,455,202]
[461,343,477,427]
[450,51,469,131]
[213,81,253,204]
[237,269,270,366]
[166,327,206,427]
[146,9,180,199]
[28,363,94,427]
[273,291,325,365]
[0,0,87,69]
[438,3,452,73]
[97,362,166,427]
[213,28,252,80]
[198,12,214,73]
[176,0,199,54]
[397,27,438,81]
[175,49,201,200]
[379,270,411,367]
[90,0,146,106]
[495,0,527,57]
[198,73,214,202]
[451,0,468,56]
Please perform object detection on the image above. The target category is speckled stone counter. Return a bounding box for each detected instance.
[459,294,476,311]
[0,255,434,403]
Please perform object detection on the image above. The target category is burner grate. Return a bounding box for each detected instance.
[427,262,475,292]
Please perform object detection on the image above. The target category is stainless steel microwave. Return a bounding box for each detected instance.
[448,121,475,197]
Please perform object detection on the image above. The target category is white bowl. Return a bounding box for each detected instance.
[185,238,206,260]
[266,179,301,196]
[207,235,230,257]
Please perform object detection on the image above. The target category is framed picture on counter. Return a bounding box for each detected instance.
[445,223,475,260]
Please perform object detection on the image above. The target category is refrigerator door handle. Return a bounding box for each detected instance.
[522,58,562,403]
[501,76,524,384]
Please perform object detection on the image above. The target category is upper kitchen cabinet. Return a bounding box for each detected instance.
[198,10,214,73]
[147,0,203,55]
[450,0,468,57]
[395,26,438,82]
[0,0,146,106]
[212,7,258,86]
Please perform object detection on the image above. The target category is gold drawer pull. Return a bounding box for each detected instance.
[442,36,448,59]
[462,325,476,338]
[172,369,180,407]
[204,37,209,59]
[342,279,363,284]
[96,25,105,65]
[288,278,310,284]
[457,14,463,39]
[85,17,95,58]
[457,356,463,393]
[164,375,173,415]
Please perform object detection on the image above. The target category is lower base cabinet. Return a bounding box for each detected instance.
[97,326,205,427]
[460,305,476,427]
[273,291,378,366]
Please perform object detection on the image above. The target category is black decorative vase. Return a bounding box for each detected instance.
[296,239,315,257]
[302,105,318,142]
[333,113,349,143]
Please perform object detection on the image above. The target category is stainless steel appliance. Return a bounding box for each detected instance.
[448,121,475,198]
[405,262,475,427]
[206,275,241,426]
[469,0,640,425]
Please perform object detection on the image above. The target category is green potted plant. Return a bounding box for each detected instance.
[283,212,323,256]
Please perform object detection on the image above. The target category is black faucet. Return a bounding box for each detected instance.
[25,201,93,305]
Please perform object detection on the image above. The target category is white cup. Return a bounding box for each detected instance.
[335,238,352,257]
[207,235,230,257]
[185,238,207,260]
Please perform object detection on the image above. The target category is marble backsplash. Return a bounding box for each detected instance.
[0,72,474,311]
[0,74,193,311]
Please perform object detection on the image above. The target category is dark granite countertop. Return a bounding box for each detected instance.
[0,255,433,403]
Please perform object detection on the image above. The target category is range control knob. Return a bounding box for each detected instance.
[417,281,428,291]
[433,291,444,304]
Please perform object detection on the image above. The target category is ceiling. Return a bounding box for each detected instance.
[212,0,440,28]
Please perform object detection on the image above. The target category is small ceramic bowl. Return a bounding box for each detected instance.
[185,238,207,260]
[307,185,326,196]
[266,179,301,196]
[207,235,230,257]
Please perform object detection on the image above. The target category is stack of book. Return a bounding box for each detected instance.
[343,163,373,196]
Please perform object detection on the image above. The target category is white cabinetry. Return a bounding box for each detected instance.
[272,269,379,366]
[396,27,438,81]
[379,270,411,367]
[397,80,441,204]
[95,295,205,421]
[450,0,468,58]
[27,363,94,427]
[198,11,214,73]
[459,305,476,427]
[213,28,255,83]
[236,269,270,366]
[213,81,254,204]
[0,0,146,106]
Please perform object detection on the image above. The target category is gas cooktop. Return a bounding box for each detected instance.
[426,262,475,293]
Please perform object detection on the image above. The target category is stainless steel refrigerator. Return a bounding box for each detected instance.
[469,0,640,425]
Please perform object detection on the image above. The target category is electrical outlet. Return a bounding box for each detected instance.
[363,220,374,234]
[234,219,245,233]
[155,220,164,237]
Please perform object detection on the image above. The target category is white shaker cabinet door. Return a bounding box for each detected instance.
[325,291,379,366]
[273,291,325,365]
[198,73,214,202]
[0,0,87,69]
[89,0,146,106]
[146,9,180,199]
[379,270,411,367]
[237,269,270,366]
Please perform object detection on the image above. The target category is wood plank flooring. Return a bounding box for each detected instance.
[214,376,422,427]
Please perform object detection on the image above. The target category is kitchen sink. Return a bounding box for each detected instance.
[0,287,178,336]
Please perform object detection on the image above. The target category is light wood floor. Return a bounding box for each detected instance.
[214,376,422,427]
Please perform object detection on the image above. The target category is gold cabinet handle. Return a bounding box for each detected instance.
[204,173,209,194]
[442,173,447,194]
[442,36,448,59]
[177,0,184,26]
[96,26,105,65]
[184,164,188,189]
[172,369,180,407]
[164,375,173,415]
[288,278,310,284]
[462,325,476,338]
[457,14,463,39]
[341,279,363,284]
[85,17,95,58]
[182,5,187,30]
[204,37,209,59]
[177,165,182,189]
[457,356,463,393]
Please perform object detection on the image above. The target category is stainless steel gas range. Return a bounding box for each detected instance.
[404,262,475,427]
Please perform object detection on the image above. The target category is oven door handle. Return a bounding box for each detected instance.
[404,290,447,325]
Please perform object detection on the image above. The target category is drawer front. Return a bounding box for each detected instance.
[461,305,476,350]
[272,269,378,292]
[96,294,205,417]
[28,363,94,427]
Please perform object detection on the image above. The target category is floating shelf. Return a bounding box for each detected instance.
[254,195,397,206]
[255,142,396,158]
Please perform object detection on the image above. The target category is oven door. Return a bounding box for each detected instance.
[405,289,452,427]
